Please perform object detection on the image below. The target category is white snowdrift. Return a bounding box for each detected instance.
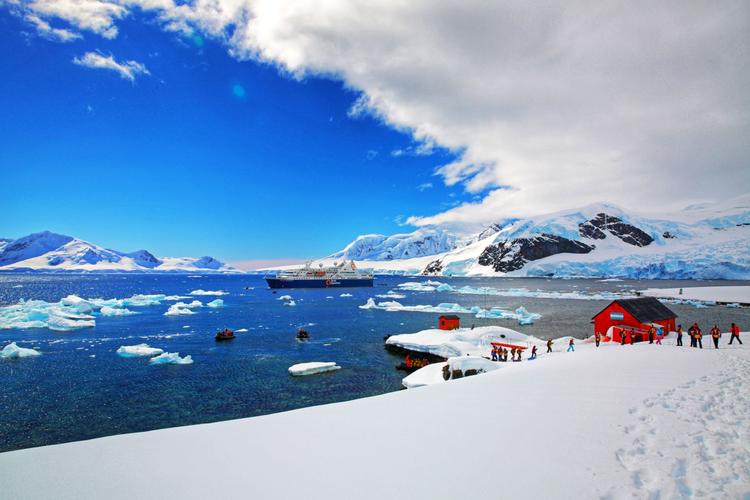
[148,352,193,365]
[386,325,541,358]
[3,343,747,499]
[116,344,164,358]
[288,362,341,376]
[402,356,500,388]
[0,342,41,359]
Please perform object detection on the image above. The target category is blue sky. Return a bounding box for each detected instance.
[2,2,747,267]
[0,11,468,265]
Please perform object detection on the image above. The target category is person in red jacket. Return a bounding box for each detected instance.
[694,323,703,349]
[710,325,721,349]
[567,338,575,352]
[729,323,742,345]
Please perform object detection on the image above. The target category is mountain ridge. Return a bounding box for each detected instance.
[0,231,241,273]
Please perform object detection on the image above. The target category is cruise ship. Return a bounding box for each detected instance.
[265,261,374,289]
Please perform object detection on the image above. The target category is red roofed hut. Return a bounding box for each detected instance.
[438,315,460,331]
[593,297,677,343]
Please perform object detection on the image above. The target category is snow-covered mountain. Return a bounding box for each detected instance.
[311,195,750,279]
[327,229,461,261]
[0,231,241,273]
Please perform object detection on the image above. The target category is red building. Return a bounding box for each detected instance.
[438,315,460,331]
[592,297,677,343]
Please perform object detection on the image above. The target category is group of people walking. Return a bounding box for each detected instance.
[675,322,742,349]
[490,345,526,362]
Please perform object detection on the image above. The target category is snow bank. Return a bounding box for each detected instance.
[288,362,341,376]
[206,299,224,308]
[149,352,193,365]
[402,356,501,388]
[386,325,540,358]
[0,342,41,359]
[2,342,748,500]
[189,290,228,296]
[641,286,750,305]
[116,344,164,358]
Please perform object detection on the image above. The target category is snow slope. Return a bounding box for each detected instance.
[0,231,241,273]
[1,341,747,499]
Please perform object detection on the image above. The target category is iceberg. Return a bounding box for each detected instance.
[164,304,196,316]
[116,344,164,358]
[189,290,228,296]
[235,328,249,332]
[0,342,41,359]
[288,362,341,376]
[283,300,297,307]
[149,352,194,365]
[278,295,292,301]
[207,299,224,308]
[340,293,353,297]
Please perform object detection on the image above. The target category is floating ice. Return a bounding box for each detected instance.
[0,342,41,359]
[100,306,137,317]
[288,362,341,376]
[283,300,297,307]
[0,293,197,331]
[376,291,407,299]
[278,295,292,301]
[164,304,196,316]
[206,299,224,308]
[235,328,249,332]
[396,282,438,292]
[149,352,193,365]
[340,293,353,297]
[360,298,540,324]
[116,344,164,358]
[189,290,227,296]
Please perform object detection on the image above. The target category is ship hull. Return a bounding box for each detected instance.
[265,278,373,289]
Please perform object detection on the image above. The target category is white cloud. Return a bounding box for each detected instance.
[73,52,150,81]
[417,182,433,192]
[24,13,81,41]
[10,1,750,232]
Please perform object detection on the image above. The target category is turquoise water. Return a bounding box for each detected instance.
[1,273,748,452]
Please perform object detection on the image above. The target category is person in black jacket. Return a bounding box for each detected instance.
[676,325,683,346]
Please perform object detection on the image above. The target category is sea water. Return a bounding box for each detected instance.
[1,273,748,452]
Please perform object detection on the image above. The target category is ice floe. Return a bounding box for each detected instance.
[189,290,228,296]
[278,295,292,301]
[206,299,224,308]
[116,344,164,358]
[288,362,341,376]
[0,342,41,359]
[235,328,249,332]
[283,300,297,307]
[340,293,353,297]
[360,299,541,325]
[375,291,407,299]
[396,282,439,292]
[149,352,193,365]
